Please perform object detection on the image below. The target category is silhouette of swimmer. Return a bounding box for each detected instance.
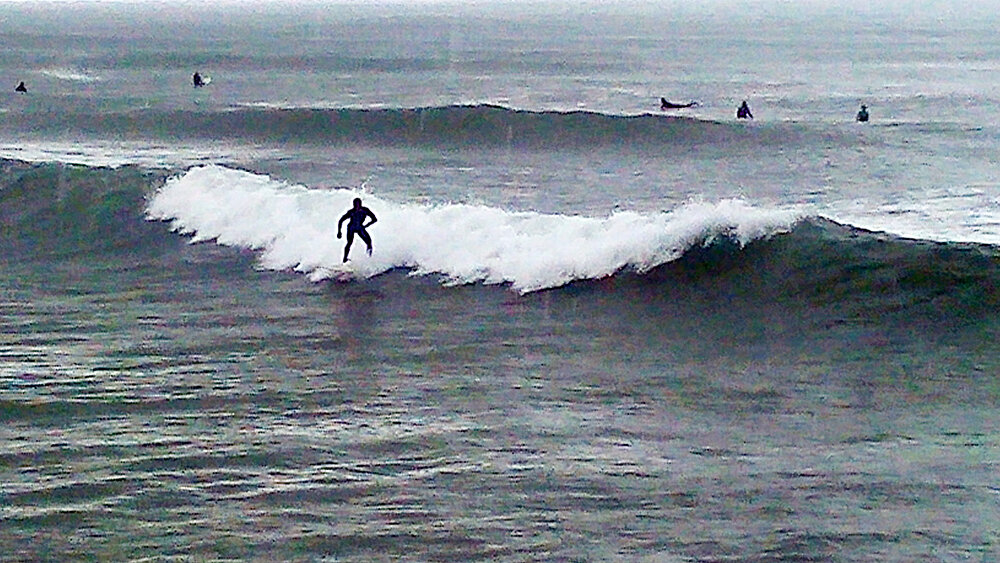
[14,81,26,93]
[337,197,377,262]
[856,104,869,122]
[192,72,205,87]
[736,100,753,119]
[660,97,697,110]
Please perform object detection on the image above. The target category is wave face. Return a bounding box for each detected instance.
[643,217,1000,326]
[146,165,802,293]
[4,104,814,149]
[0,159,170,259]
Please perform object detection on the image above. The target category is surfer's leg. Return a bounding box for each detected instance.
[357,230,372,256]
[343,231,355,262]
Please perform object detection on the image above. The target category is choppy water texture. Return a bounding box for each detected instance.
[2,1,1000,561]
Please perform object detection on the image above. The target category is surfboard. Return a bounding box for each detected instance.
[323,263,357,283]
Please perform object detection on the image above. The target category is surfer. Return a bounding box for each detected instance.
[856,104,869,122]
[337,197,377,262]
[736,100,753,119]
[14,81,26,93]
[192,72,205,88]
[660,97,697,110]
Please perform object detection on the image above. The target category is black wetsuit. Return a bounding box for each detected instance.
[338,206,377,261]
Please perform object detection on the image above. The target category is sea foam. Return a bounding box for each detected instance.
[39,68,102,83]
[147,165,802,292]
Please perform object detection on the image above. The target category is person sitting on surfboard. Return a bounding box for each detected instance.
[337,197,377,262]
[192,72,205,88]
[14,81,26,93]
[856,104,869,122]
[660,97,697,110]
[736,100,753,119]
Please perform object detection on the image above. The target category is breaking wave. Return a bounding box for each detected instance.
[2,158,999,323]
[145,165,801,293]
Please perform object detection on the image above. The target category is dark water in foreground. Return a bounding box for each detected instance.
[2,160,999,561]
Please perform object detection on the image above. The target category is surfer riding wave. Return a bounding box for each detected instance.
[337,197,377,262]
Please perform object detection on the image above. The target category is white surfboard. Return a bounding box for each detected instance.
[323,263,357,283]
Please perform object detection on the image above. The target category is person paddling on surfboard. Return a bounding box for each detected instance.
[660,97,697,110]
[337,197,377,262]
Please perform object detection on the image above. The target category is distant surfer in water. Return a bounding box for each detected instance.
[337,197,377,262]
[192,72,205,88]
[856,104,869,122]
[660,97,697,110]
[14,81,26,93]
[736,100,753,119]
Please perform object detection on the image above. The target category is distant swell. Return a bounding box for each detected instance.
[4,104,813,149]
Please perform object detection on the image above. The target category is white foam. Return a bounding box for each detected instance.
[146,165,803,293]
[822,185,1000,246]
[0,141,284,170]
[39,68,102,83]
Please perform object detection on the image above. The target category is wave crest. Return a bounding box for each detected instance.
[39,68,102,83]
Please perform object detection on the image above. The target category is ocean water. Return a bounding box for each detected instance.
[2,1,1000,561]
